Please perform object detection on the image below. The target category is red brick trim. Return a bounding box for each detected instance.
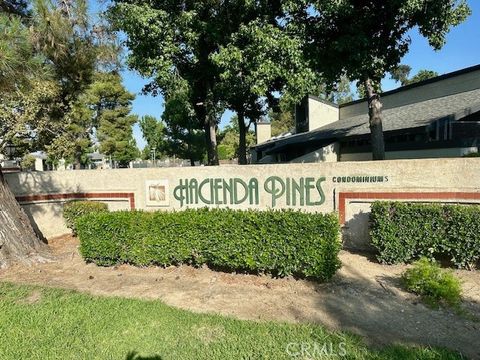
[1,167,21,172]
[15,192,136,210]
[339,191,480,225]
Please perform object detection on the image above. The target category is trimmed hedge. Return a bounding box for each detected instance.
[370,202,480,269]
[63,201,109,235]
[76,208,341,281]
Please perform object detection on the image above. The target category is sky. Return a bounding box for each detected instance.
[92,1,480,150]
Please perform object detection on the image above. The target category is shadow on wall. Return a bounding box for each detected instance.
[342,210,375,252]
[126,352,163,360]
[289,144,338,164]
[4,171,84,240]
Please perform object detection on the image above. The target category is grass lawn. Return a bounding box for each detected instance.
[0,282,462,360]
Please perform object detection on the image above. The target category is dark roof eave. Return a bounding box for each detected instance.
[265,138,338,155]
[252,101,480,153]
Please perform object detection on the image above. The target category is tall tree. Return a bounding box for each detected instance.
[269,98,296,137]
[108,0,289,165]
[139,115,166,161]
[0,0,110,266]
[98,115,139,168]
[33,0,96,108]
[405,69,439,85]
[91,72,139,167]
[0,11,51,267]
[0,14,43,94]
[318,75,355,105]
[0,10,51,157]
[298,0,470,160]
[213,20,318,164]
[390,64,413,86]
[45,95,94,169]
[218,116,255,161]
[391,65,439,86]
[161,86,206,166]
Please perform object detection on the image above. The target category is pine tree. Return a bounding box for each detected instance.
[93,73,139,167]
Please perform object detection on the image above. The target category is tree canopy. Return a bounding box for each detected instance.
[217,116,255,161]
[0,0,108,266]
[93,73,139,167]
[161,86,206,166]
[212,19,318,163]
[108,0,318,165]
[294,0,470,159]
[1,0,135,168]
[391,65,439,86]
[139,115,166,160]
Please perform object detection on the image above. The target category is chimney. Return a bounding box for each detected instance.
[256,121,271,145]
[296,96,339,133]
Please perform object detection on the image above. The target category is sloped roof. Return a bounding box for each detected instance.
[255,88,480,153]
[88,152,105,161]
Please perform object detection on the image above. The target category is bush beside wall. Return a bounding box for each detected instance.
[370,202,480,269]
[63,201,109,234]
[76,208,341,281]
[402,258,462,308]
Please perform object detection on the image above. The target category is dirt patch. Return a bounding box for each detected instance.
[1,235,480,358]
[16,289,42,305]
[192,324,226,344]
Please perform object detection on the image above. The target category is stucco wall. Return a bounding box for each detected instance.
[5,158,480,249]
[308,97,339,131]
[256,122,272,144]
[340,147,478,162]
[290,143,339,163]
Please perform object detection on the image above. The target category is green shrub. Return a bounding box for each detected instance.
[63,201,109,235]
[76,208,341,281]
[370,202,480,268]
[402,258,462,308]
[463,151,480,157]
[20,154,36,171]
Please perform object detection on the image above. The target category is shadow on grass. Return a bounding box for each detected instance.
[303,257,480,359]
[125,352,163,360]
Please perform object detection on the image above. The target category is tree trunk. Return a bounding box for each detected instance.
[204,116,219,166]
[74,144,82,170]
[365,78,385,160]
[190,158,195,167]
[196,101,219,166]
[237,112,248,165]
[0,166,49,268]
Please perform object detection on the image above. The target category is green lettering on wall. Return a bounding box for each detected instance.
[198,179,211,205]
[174,179,187,207]
[264,176,285,207]
[285,178,291,206]
[305,177,316,206]
[291,177,305,206]
[213,178,223,204]
[315,177,326,205]
[248,178,259,205]
[223,179,234,205]
[234,178,249,204]
[188,179,198,205]
[173,176,329,208]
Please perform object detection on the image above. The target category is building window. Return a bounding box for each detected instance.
[427,118,453,141]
